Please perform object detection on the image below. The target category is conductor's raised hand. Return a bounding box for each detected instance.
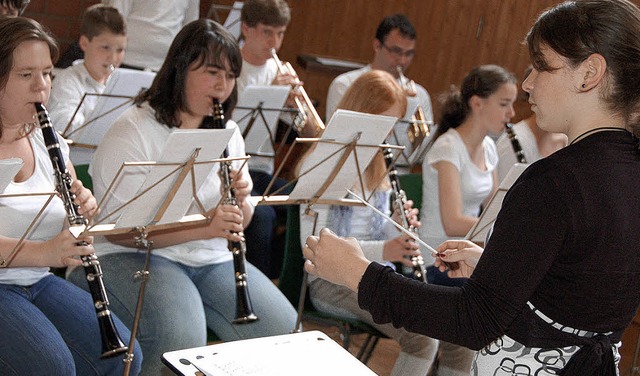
[303,228,371,292]
[434,239,483,278]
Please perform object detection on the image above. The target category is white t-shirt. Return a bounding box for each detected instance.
[325,65,434,166]
[419,128,497,263]
[103,0,200,71]
[0,130,70,285]
[48,60,107,165]
[496,121,541,183]
[89,103,252,267]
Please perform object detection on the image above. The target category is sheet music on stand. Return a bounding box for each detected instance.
[162,330,377,376]
[61,68,156,164]
[232,84,290,159]
[465,163,527,246]
[89,128,235,233]
[287,109,397,203]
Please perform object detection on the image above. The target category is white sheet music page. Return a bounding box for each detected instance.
[114,128,234,228]
[162,331,377,376]
[233,84,289,157]
[0,158,24,192]
[289,109,396,201]
[67,68,156,149]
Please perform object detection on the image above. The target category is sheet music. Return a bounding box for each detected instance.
[0,158,24,192]
[289,109,396,201]
[113,128,234,228]
[465,163,527,244]
[232,84,290,156]
[65,68,156,151]
[162,331,376,376]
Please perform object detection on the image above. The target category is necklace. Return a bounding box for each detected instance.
[569,127,628,145]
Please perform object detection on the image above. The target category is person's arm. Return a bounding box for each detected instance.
[0,232,95,268]
[306,163,568,349]
[433,160,479,236]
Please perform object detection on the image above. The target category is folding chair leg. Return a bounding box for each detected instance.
[356,334,380,364]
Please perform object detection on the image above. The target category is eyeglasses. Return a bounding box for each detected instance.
[381,43,415,58]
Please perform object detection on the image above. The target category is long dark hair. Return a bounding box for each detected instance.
[135,19,242,129]
[429,64,516,148]
[527,0,640,137]
[0,17,58,138]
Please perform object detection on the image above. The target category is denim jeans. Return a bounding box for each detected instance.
[68,252,297,376]
[0,274,142,376]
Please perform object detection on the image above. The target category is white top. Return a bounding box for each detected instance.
[299,190,398,282]
[419,128,498,263]
[496,120,541,183]
[103,0,200,71]
[48,60,107,165]
[325,65,434,165]
[235,58,280,175]
[0,131,70,285]
[89,103,252,267]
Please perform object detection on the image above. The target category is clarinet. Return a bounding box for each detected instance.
[505,123,527,163]
[35,103,128,358]
[382,147,427,282]
[211,99,259,324]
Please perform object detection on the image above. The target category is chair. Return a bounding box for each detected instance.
[278,205,389,364]
[75,164,93,192]
[398,173,423,217]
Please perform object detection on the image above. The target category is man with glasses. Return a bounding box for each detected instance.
[0,0,29,17]
[326,13,433,167]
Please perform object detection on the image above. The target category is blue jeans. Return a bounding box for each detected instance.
[0,274,142,376]
[68,252,297,376]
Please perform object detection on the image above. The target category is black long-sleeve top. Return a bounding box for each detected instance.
[359,130,640,354]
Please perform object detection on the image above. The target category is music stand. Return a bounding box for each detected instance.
[233,84,291,160]
[389,95,434,168]
[208,1,244,41]
[465,163,527,246]
[83,128,239,375]
[249,109,398,332]
[61,68,156,165]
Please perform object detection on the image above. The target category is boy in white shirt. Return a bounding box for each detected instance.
[48,4,126,165]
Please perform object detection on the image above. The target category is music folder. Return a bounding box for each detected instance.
[161,330,377,376]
